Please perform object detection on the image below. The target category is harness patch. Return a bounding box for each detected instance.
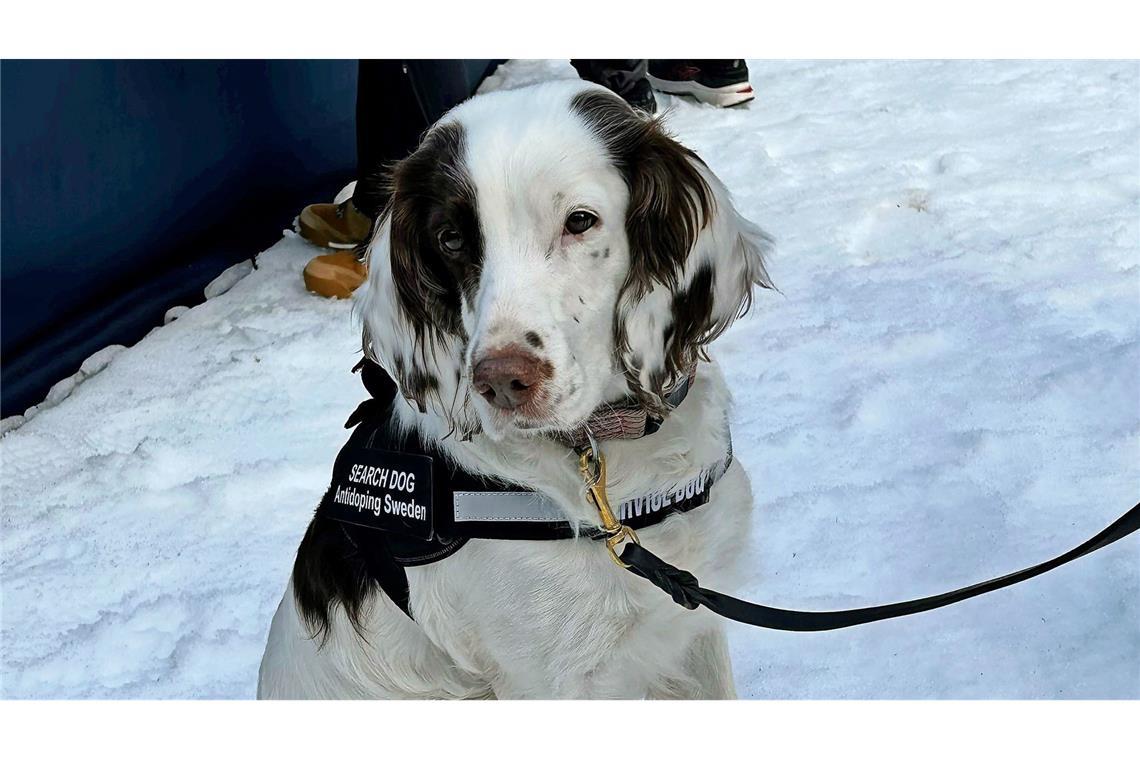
[320,443,435,540]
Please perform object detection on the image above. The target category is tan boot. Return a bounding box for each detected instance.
[298,199,373,249]
[303,251,368,299]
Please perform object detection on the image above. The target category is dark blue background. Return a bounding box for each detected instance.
[1,60,359,417]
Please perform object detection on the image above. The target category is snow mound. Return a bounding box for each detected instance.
[478,59,580,94]
[80,344,126,377]
[203,259,254,299]
[43,374,80,408]
[1,415,26,436]
[1,344,132,436]
[164,306,190,324]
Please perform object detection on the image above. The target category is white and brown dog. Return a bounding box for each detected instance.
[258,80,773,699]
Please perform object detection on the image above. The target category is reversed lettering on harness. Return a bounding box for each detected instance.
[616,467,716,522]
[320,444,434,539]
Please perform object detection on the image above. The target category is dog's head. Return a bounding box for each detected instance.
[361,81,773,441]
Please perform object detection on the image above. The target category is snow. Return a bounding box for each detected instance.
[202,259,254,299]
[79,344,126,378]
[164,306,190,325]
[332,180,357,206]
[2,60,1137,699]
[1,416,25,436]
[1,345,128,437]
[43,374,79,408]
[477,58,580,95]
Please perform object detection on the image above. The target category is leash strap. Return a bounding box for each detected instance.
[344,358,1139,631]
[619,501,1140,631]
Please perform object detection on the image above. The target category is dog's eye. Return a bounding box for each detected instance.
[564,210,597,235]
[437,228,465,254]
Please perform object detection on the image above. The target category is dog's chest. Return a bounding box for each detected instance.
[405,461,753,681]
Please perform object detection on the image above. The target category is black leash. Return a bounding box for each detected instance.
[329,360,1138,633]
[619,501,1140,631]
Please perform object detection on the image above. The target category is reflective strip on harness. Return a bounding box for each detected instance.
[453,491,565,523]
[450,461,732,533]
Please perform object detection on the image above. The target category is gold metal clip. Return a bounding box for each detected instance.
[578,436,640,567]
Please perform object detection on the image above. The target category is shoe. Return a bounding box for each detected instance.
[570,59,657,114]
[303,251,368,299]
[647,60,755,108]
[298,198,373,249]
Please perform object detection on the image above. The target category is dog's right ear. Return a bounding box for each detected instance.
[385,123,468,349]
[357,123,480,436]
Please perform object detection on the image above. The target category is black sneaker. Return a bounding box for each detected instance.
[570,59,657,114]
[647,59,755,107]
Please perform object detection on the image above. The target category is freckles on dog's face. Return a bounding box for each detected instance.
[379,83,774,441]
[458,146,632,437]
[385,101,634,438]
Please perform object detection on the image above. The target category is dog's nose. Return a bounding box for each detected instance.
[472,347,548,411]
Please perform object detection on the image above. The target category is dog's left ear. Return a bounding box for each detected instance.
[574,90,774,409]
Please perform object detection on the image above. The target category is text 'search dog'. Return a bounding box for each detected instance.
[258,80,1139,699]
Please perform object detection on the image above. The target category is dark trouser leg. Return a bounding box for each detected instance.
[570,60,647,95]
[570,59,655,113]
[351,60,428,219]
[352,60,500,219]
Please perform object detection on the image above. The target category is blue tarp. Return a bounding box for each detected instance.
[2,60,360,416]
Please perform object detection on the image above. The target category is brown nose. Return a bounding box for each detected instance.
[472,347,550,411]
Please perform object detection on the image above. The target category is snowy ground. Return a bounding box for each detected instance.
[2,60,1137,699]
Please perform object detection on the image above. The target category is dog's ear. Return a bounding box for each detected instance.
[357,124,476,433]
[573,90,774,410]
[386,124,467,350]
[622,119,715,299]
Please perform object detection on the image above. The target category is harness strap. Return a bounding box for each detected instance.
[312,359,730,622]
[619,501,1140,631]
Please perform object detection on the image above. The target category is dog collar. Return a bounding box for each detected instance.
[326,360,729,547]
[556,366,698,448]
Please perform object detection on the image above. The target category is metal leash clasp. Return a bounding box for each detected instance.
[577,432,640,567]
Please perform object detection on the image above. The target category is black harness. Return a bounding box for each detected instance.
[309,359,1139,631]
[313,359,730,617]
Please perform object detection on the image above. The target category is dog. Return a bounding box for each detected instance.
[258,80,774,699]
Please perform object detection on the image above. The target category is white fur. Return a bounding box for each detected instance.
[259,81,772,699]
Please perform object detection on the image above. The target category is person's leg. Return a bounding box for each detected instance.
[570,59,656,113]
[302,59,494,298]
[301,61,425,297]
[353,59,499,218]
[351,60,431,220]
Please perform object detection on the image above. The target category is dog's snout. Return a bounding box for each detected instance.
[472,347,550,411]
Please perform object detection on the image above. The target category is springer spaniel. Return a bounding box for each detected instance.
[258,80,773,699]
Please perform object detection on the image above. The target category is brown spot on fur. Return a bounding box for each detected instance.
[663,264,717,375]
